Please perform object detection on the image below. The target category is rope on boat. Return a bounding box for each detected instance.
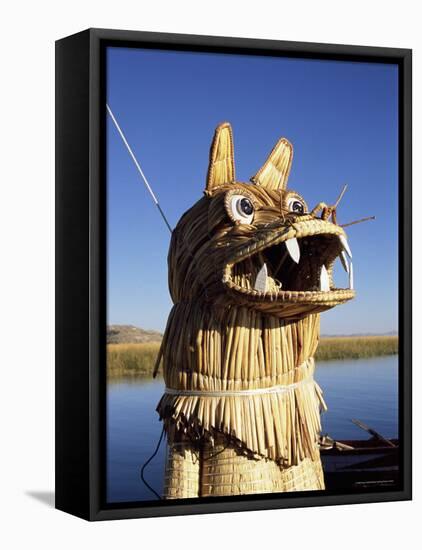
[139,424,165,500]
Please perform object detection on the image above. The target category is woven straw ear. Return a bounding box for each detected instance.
[251,137,293,191]
[206,122,235,193]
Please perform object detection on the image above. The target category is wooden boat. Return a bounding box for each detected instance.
[319,420,399,490]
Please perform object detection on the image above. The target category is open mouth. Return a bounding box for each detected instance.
[222,221,355,304]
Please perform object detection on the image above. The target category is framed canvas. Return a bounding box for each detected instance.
[55,28,412,521]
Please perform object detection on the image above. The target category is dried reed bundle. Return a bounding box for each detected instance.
[157,123,355,497]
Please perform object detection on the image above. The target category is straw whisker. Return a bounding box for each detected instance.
[340,215,376,228]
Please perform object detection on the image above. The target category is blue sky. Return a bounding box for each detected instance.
[106,47,398,335]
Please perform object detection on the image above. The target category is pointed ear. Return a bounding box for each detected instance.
[206,122,235,193]
[251,137,293,191]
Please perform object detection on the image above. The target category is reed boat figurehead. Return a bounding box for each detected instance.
[168,122,355,320]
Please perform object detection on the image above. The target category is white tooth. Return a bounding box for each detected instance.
[320,265,330,291]
[339,250,349,274]
[339,235,352,259]
[254,263,268,292]
[349,262,354,290]
[285,238,300,264]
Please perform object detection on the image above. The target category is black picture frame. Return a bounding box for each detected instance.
[55,28,412,521]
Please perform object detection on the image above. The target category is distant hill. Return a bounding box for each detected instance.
[107,325,163,344]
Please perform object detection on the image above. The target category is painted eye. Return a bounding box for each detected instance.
[230,195,254,224]
[287,197,305,215]
[239,197,253,216]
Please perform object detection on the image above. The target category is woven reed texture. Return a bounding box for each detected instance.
[251,137,293,191]
[201,439,324,496]
[163,432,200,499]
[157,122,354,498]
[163,434,324,499]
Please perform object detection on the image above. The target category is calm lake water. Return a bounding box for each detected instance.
[107,355,398,503]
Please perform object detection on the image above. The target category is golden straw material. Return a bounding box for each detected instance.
[200,437,324,497]
[206,122,235,193]
[163,431,200,499]
[251,137,293,191]
[163,433,324,499]
[156,122,355,498]
[157,309,326,464]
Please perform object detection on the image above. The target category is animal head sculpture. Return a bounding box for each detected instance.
[169,123,355,319]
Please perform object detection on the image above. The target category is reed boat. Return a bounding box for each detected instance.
[320,420,399,490]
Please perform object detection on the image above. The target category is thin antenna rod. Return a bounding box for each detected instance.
[106,104,172,233]
[340,215,375,228]
[334,184,348,209]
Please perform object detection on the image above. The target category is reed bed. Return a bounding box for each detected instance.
[107,335,398,377]
[107,342,161,377]
[315,335,398,361]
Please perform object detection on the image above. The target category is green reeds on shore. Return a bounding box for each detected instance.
[106,335,398,378]
[107,342,161,377]
[315,335,398,362]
